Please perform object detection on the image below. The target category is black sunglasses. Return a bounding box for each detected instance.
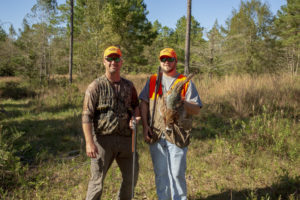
[105,57,121,63]
[160,57,175,62]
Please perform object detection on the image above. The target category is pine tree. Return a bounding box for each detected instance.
[206,20,225,76]
[22,0,59,83]
[0,24,22,76]
[58,0,156,75]
[222,0,274,74]
[172,16,205,74]
[101,0,156,72]
[274,0,300,75]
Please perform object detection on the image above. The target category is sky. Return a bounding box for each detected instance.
[0,0,286,35]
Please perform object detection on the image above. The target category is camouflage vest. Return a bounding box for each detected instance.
[148,74,193,148]
[93,75,133,136]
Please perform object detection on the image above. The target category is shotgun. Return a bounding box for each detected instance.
[131,113,137,199]
[149,66,162,131]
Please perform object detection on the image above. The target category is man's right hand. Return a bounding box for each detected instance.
[143,125,152,143]
[86,142,98,158]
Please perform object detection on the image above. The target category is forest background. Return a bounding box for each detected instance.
[0,0,299,199]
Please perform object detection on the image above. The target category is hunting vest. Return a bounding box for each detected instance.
[148,74,193,148]
[93,75,133,137]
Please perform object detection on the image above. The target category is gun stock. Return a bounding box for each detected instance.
[149,66,162,131]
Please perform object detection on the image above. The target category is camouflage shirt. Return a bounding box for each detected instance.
[82,75,139,136]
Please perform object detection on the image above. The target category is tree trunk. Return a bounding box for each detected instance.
[69,0,74,84]
[184,0,191,75]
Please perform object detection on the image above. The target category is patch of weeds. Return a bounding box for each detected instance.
[36,84,83,112]
[193,110,232,140]
[0,82,36,99]
[0,125,31,195]
[229,107,299,159]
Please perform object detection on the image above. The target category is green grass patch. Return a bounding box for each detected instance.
[0,74,299,200]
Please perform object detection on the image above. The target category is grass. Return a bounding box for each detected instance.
[0,73,299,200]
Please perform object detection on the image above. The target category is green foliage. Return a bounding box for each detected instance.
[274,0,300,47]
[0,126,29,194]
[57,0,157,75]
[43,82,83,108]
[14,0,64,83]
[98,0,157,72]
[229,108,299,159]
[274,0,300,74]
[222,0,277,74]
[0,82,36,99]
[0,30,26,76]
[0,25,7,41]
[203,20,226,76]
[0,63,15,76]
[1,0,299,77]
[0,74,299,199]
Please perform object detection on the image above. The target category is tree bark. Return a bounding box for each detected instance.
[184,0,191,75]
[69,0,74,84]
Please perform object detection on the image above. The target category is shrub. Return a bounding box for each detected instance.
[229,107,299,158]
[0,82,36,100]
[0,126,30,195]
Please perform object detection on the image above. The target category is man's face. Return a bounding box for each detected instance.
[160,56,176,73]
[103,54,122,74]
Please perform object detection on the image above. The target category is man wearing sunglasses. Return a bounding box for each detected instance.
[82,46,140,200]
[139,48,202,200]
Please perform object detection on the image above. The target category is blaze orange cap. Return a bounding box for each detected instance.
[103,46,122,57]
[159,48,177,61]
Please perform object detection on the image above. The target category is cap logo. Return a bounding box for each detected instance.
[159,48,177,61]
[104,46,122,57]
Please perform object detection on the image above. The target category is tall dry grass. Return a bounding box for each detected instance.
[194,73,300,118]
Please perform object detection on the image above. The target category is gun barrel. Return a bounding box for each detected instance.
[131,116,137,199]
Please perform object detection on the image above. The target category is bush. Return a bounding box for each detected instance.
[229,107,299,158]
[0,82,36,99]
[0,126,30,194]
[0,63,15,76]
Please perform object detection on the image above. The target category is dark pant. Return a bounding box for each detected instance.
[86,134,139,200]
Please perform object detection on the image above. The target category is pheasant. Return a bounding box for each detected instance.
[161,74,194,130]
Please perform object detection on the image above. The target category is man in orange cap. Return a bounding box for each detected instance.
[139,48,202,199]
[82,45,140,200]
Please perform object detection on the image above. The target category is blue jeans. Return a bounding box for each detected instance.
[150,137,187,200]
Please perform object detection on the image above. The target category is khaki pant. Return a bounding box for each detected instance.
[86,134,139,200]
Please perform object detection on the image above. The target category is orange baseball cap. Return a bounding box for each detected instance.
[103,46,122,57]
[159,48,177,61]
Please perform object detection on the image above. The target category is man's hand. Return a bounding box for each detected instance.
[143,125,152,143]
[86,141,98,158]
[82,123,98,158]
[129,116,141,130]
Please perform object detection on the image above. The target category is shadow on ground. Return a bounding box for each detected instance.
[190,174,300,200]
[0,82,36,100]
[1,106,83,164]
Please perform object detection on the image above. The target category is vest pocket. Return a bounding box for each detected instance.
[95,109,118,135]
[118,113,131,136]
[173,125,191,148]
[178,118,192,130]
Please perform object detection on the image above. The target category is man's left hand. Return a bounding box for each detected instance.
[129,116,141,130]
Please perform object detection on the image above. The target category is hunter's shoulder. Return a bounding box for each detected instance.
[120,77,135,87]
[86,75,106,91]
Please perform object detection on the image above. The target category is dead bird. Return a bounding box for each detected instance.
[161,74,194,130]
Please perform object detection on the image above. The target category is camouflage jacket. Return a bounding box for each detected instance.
[82,75,139,136]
